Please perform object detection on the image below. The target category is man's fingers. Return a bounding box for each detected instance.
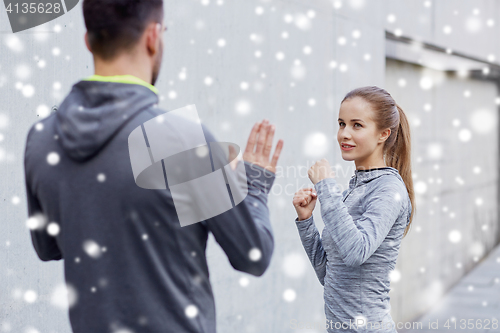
[244,122,261,155]
[262,124,275,159]
[270,139,283,169]
[254,121,269,156]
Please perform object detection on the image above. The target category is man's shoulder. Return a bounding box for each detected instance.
[25,113,57,144]
[141,106,212,134]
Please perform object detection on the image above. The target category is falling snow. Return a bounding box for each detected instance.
[1,4,499,332]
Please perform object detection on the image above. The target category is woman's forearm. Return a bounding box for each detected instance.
[294,215,327,286]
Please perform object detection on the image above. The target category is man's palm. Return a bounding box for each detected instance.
[242,119,283,174]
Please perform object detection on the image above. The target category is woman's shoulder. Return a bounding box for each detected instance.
[365,173,409,204]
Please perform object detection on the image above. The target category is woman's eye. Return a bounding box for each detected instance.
[338,122,361,127]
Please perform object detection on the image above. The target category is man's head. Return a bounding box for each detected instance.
[83,0,165,85]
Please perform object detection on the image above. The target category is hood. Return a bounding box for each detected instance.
[348,166,404,188]
[349,166,412,225]
[55,79,159,162]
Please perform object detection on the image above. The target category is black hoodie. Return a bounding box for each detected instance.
[23,77,275,333]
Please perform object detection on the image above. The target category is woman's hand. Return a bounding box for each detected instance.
[308,158,336,185]
[293,188,317,221]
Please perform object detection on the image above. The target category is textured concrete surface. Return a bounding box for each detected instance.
[386,57,500,324]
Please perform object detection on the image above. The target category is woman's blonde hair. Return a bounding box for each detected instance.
[341,86,415,238]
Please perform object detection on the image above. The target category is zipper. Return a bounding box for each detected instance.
[343,174,357,202]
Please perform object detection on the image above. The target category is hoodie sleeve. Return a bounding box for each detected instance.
[293,188,351,285]
[314,177,403,267]
[24,126,63,262]
[201,126,275,277]
[294,215,327,286]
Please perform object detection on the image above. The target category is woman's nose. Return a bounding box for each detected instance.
[341,130,352,139]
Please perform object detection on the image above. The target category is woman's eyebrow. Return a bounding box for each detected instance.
[338,118,365,123]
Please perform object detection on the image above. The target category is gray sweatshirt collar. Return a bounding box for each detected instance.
[349,166,403,188]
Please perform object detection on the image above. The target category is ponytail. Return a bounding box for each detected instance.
[386,104,415,238]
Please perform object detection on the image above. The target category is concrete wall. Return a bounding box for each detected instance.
[1,1,499,332]
[386,58,499,323]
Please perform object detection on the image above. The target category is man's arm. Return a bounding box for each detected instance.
[204,160,275,276]
[24,126,62,261]
[201,120,282,276]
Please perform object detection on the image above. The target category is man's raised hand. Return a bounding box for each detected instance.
[243,119,284,174]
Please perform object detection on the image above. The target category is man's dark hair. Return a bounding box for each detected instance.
[83,0,164,61]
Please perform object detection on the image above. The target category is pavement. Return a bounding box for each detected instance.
[400,244,500,333]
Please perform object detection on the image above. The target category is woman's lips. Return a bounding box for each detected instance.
[341,144,355,151]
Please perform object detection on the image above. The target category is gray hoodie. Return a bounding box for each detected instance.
[23,78,276,333]
[295,167,411,333]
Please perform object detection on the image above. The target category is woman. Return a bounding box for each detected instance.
[293,86,416,333]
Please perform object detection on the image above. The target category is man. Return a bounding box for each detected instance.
[23,0,284,332]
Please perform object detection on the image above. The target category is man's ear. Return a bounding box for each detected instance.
[145,22,161,56]
[84,32,91,52]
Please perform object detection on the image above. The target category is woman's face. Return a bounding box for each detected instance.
[337,97,389,167]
